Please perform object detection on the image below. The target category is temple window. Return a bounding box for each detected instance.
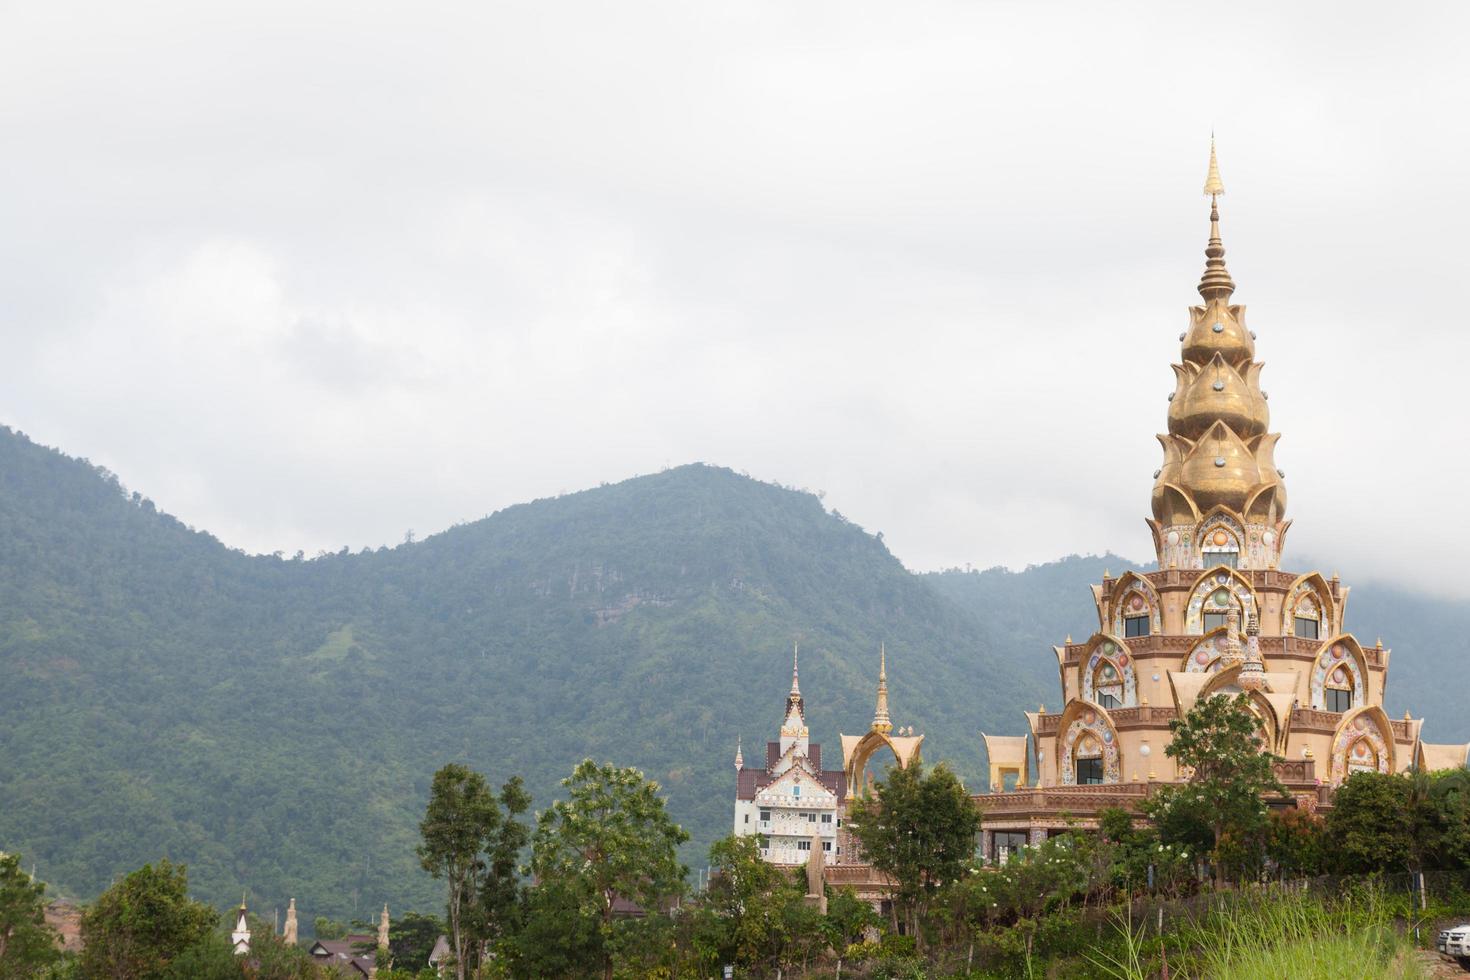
[1202,527,1240,568]
[1076,757,1104,785]
[1093,660,1124,708]
[1326,688,1351,713]
[822,841,832,852]
[994,830,1028,864]
[797,839,811,852]
[1295,617,1320,639]
[1124,614,1149,638]
[759,809,771,822]
[1203,611,1229,632]
[820,813,833,824]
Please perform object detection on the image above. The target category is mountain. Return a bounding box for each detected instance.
[2,424,1465,925]
[0,426,1046,921]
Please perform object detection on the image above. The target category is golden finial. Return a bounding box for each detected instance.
[1203,135,1225,198]
[1198,138,1235,301]
[872,643,892,733]
[1065,634,1072,645]
[790,642,801,697]
[734,735,743,770]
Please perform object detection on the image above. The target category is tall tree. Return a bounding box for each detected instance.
[531,759,689,980]
[416,764,530,980]
[0,853,59,979]
[1146,692,1286,878]
[78,860,216,980]
[843,762,981,946]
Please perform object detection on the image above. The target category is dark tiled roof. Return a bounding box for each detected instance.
[736,746,846,803]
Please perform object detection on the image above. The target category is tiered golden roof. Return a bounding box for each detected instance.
[1150,143,1286,532]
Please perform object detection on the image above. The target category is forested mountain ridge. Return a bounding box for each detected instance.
[0,425,1046,922]
[2,424,1465,927]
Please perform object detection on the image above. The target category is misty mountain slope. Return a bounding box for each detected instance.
[0,426,1046,919]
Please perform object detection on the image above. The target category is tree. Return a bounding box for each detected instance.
[1325,771,1434,874]
[417,764,530,980]
[387,911,445,972]
[843,762,981,946]
[312,917,346,941]
[513,877,603,979]
[530,760,689,980]
[0,853,59,979]
[79,860,216,980]
[1145,693,1286,879]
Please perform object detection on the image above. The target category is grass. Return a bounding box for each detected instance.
[1088,884,1427,980]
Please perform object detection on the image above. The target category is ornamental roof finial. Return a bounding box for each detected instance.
[872,643,892,734]
[790,642,800,697]
[734,735,743,770]
[1198,138,1236,302]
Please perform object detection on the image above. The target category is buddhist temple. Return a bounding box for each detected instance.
[974,142,1470,859]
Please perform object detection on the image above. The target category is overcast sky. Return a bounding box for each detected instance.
[3,3,1468,597]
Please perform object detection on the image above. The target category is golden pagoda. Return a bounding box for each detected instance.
[975,143,1470,858]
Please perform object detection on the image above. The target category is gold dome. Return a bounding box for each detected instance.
[1176,421,1262,514]
[1182,303,1254,367]
[1168,353,1268,440]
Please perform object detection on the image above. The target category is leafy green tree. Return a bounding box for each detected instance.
[311,917,346,941]
[513,877,602,979]
[530,760,689,980]
[824,887,880,978]
[387,911,444,972]
[843,762,981,946]
[1429,769,1470,869]
[79,860,216,980]
[0,853,60,979]
[1145,693,1285,878]
[1265,808,1327,877]
[417,764,530,980]
[1324,771,1438,874]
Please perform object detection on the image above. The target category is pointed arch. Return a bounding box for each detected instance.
[1194,507,1246,569]
[1055,700,1122,786]
[1183,566,1258,634]
[1079,634,1137,709]
[1329,705,1396,783]
[1309,635,1369,712]
[1282,572,1336,639]
[841,730,924,801]
[1182,626,1250,673]
[1109,573,1162,638]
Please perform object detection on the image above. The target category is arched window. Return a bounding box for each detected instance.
[1293,595,1322,640]
[1201,526,1240,569]
[1092,661,1124,708]
[1324,662,1354,713]
[1074,734,1104,785]
[1345,737,1379,775]
[1201,586,1236,633]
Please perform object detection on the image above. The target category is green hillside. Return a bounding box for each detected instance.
[2,423,1465,928]
[0,426,1045,922]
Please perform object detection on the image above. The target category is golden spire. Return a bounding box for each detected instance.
[1150,139,1287,564]
[1198,140,1235,302]
[872,643,892,734]
[734,734,743,770]
[1203,136,1225,197]
[783,642,804,724]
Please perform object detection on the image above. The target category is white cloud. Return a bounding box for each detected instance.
[1,1,1467,597]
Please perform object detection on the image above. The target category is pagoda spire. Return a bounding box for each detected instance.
[872,644,892,734]
[783,643,804,723]
[1198,139,1235,301]
[734,735,744,770]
